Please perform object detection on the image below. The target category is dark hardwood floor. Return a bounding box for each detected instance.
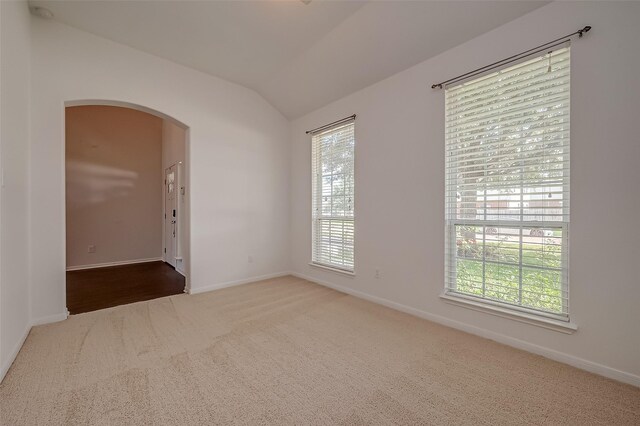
[66,261,185,314]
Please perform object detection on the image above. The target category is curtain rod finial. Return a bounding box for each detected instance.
[579,25,592,37]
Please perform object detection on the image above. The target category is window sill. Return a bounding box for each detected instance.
[309,262,355,277]
[440,292,578,334]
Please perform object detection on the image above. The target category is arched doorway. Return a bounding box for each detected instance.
[63,100,190,313]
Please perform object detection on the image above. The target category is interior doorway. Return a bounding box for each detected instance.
[64,103,189,314]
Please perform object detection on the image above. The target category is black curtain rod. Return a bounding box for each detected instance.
[431,25,591,90]
[306,114,356,135]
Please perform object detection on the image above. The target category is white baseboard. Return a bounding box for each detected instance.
[66,257,163,271]
[30,309,69,327]
[0,324,31,383]
[290,271,640,388]
[188,271,291,295]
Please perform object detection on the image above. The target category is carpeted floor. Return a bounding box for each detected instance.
[1,276,639,425]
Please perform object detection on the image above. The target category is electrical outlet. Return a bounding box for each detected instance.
[375,268,380,279]
[248,255,254,264]
[87,245,96,253]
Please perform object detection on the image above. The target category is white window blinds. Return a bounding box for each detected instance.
[311,120,355,272]
[445,47,570,318]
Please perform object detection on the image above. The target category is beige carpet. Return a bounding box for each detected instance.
[1,276,639,425]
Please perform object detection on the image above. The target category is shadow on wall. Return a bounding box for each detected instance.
[65,160,138,209]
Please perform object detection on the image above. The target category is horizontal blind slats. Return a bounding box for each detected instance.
[446,70,570,114]
[446,75,570,118]
[447,98,570,133]
[446,49,570,99]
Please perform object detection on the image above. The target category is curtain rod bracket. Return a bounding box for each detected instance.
[578,25,591,38]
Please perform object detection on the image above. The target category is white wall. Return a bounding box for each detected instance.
[163,120,186,171]
[162,120,187,274]
[30,18,290,321]
[65,105,163,268]
[290,2,640,385]
[0,0,31,380]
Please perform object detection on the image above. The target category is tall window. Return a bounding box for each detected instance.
[445,48,570,319]
[311,120,355,272]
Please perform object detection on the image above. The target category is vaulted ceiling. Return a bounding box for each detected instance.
[29,1,548,119]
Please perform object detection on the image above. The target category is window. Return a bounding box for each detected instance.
[311,120,355,272]
[445,48,570,319]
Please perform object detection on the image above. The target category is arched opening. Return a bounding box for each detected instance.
[63,100,190,313]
